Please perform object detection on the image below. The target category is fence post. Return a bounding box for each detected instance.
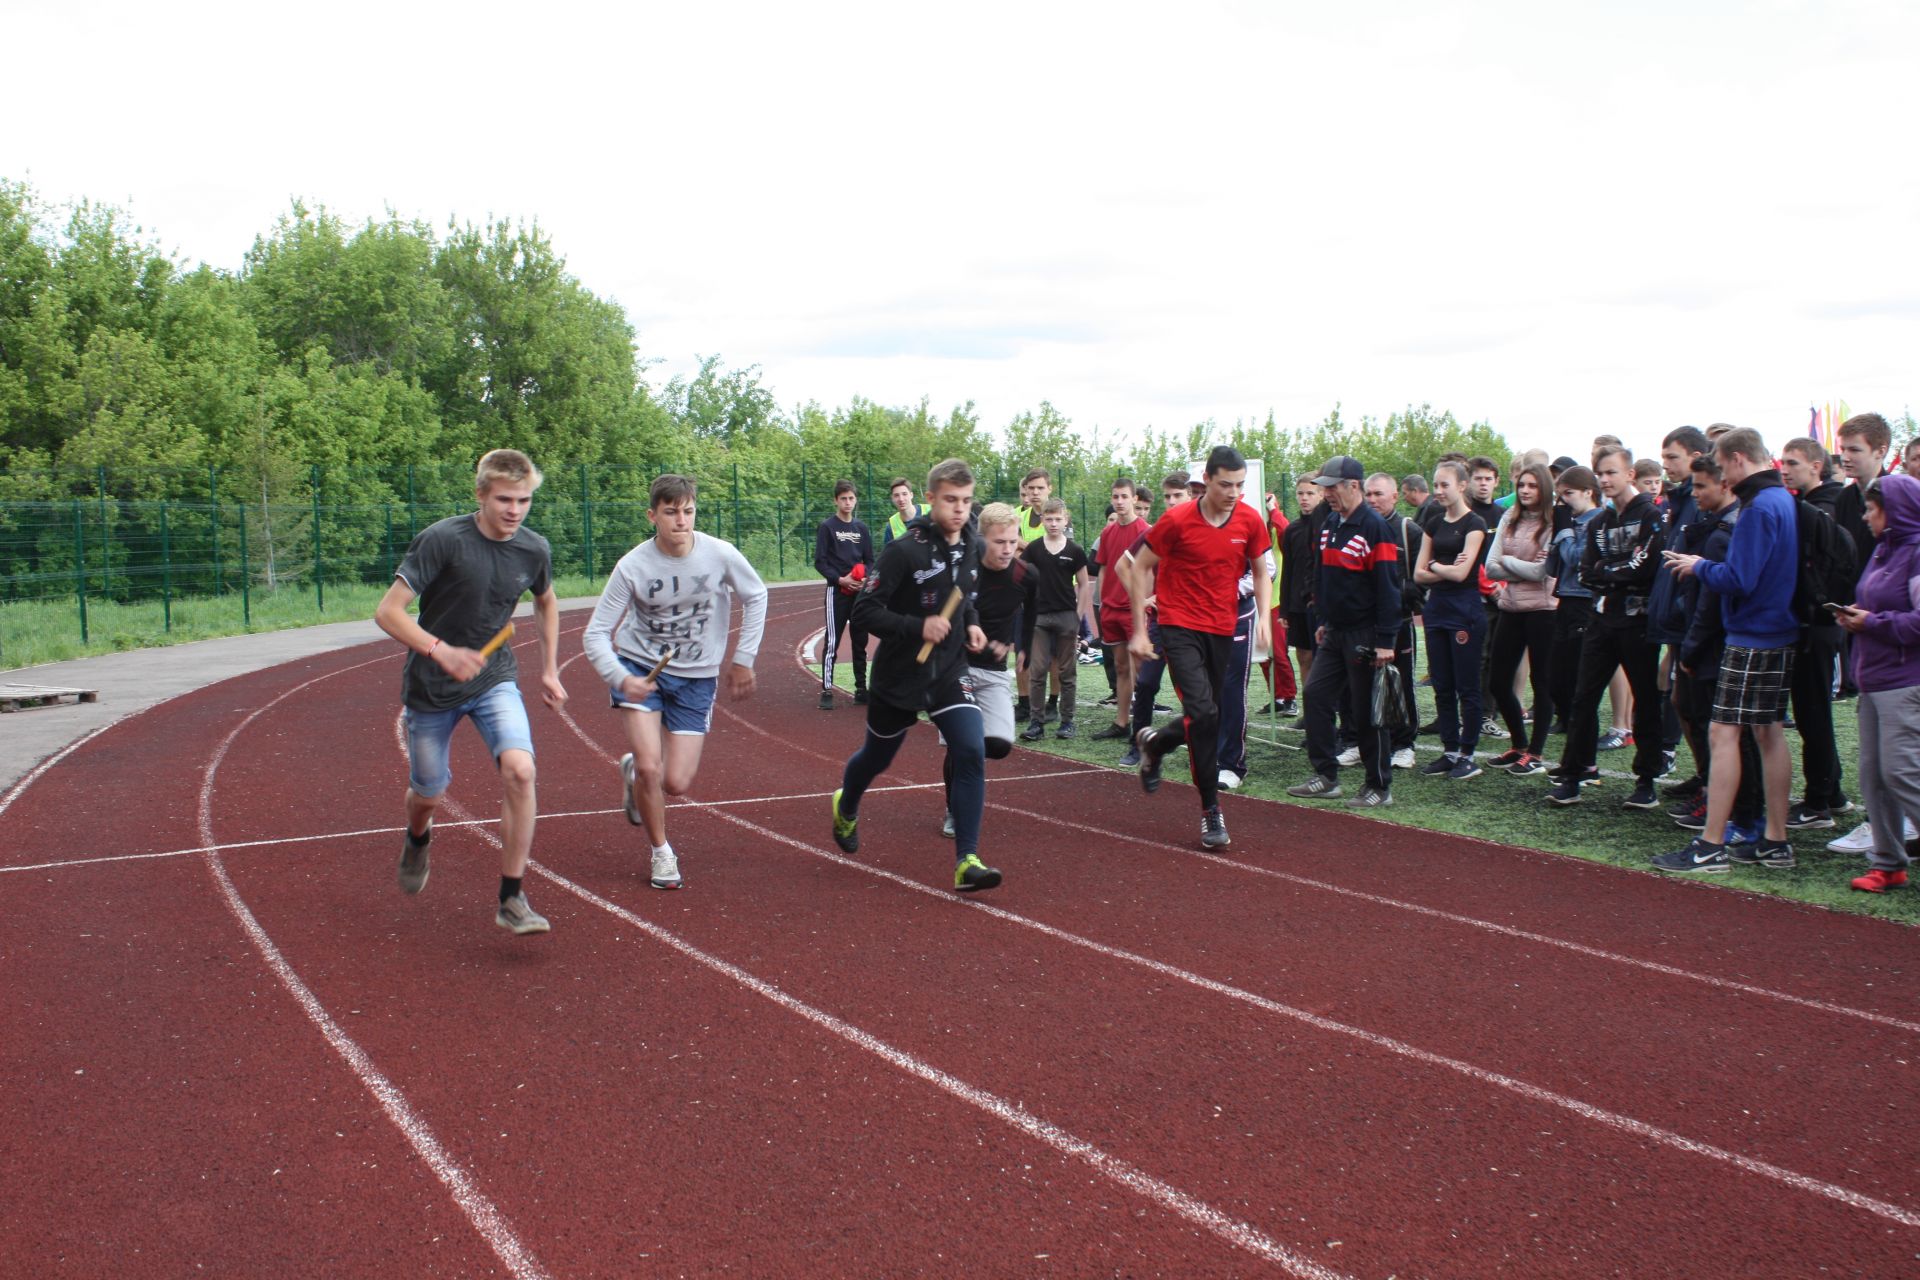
[311,464,324,611]
[776,502,785,577]
[406,463,417,538]
[580,463,594,580]
[73,500,88,644]
[384,502,394,579]
[732,463,742,547]
[238,504,251,628]
[1077,494,1087,537]
[799,462,808,526]
[160,501,172,633]
[209,463,221,594]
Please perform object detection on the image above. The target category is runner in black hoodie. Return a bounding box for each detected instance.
[830,459,1004,893]
[1549,446,1666,807]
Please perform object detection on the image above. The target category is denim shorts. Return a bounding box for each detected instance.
[404,680,534,799]
[609,656,717,735]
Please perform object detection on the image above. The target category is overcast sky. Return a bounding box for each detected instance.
[7,0,1916,461]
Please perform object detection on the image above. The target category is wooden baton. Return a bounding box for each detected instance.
[647,646,675,680]
[915,588,964,665]
[476,622,515,659]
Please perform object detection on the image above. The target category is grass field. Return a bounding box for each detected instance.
[825,640,1915,926]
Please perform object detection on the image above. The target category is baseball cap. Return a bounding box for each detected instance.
[1311,455,1365,486]
[1551,456,1578,473]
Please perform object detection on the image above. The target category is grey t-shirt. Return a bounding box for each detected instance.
[394,514,553,710]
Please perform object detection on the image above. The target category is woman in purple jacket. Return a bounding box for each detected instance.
[1835,474,1920,893]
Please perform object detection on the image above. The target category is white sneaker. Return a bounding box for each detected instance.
[1391,747,1415,770]
[1218,769,1243,790]
[1828,822,1875,854]
[1337,746,1362,767]
[650,844,682,890]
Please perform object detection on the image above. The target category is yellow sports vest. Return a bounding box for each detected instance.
[1018,506,1045,543]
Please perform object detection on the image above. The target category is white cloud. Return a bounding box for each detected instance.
[6,0,1915,462]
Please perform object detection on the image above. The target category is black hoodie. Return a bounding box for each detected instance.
[850,513,981,711]
[1578,491,1664,624]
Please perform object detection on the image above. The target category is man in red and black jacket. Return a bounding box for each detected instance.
[1286,455,1402,809]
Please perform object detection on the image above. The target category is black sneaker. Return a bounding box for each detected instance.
[953,854,1003,892]
[398,824,432,894]
[1623,782,1659,810]
[1345,786,1393,809]
[818,690,836,711]
[1286,774,1342,799]
[1201,806,1230,849]
[1118,746,1141,768]
[1668,797,1708,830]
[1136,727,1167,793]
[830,788,859,853]
[1275,698,1299,717]
[1055,721,1077,740]
[1784,804,1833,830]
[853,686,869,705]
[1447,756,1483,781]
[1015,696,1031,722]
[1729,838,1795,870]
[1651,837,1729,873]
[1090,721,1129,741]
[1021,719,1046,741]
[1420,754,1456,776]
[1546,779,1583,806]
[1096,694,1117,708]
[1662,773,1706,796]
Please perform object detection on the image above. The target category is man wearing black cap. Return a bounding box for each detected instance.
[1287,455,1403,808]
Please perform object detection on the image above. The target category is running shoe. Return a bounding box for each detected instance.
[1662,773,1706,796]
[818,690,835,711]
[495,893,552,934]
[1829,821,1877,854]
[620,752,644,826]
[1722,820,1759,848]
[940,810,955,839]
[1391,748,1416,770]
[1021,719,1046,741]
[1784,803,1834,830]
[1728,838,1794,870]
[1217,769,1243,790]
[1055,720,1077,740]
[1136,728,1168,794]
[1345,786,1392,809]
[1546,779,1583,806]
[1090,721,1130,741]
[398,824,431,895]
[1597,728,1633,751]
[1421,754,1456,776]
[1200,805,1230,849]
[1337,745,1362,767]
[1015,697,1031,722]
[1669,796,1708,830]
[1287,775,1342,799]
[1480,718,1507,740]
[1852,868,1909,893]
[830,788,859,852]
[1446,756,1483,781]
[1488,749,1526,769]
[1118,747,1141,768]
[852,686,869,705]
[1506,754,1547,777]
[953,853,1002,892]
[650,846,682,890]
[1651,838,1729,873]
[1623,782,1660,810]
[1097,694,1118,708]
[1274,698,1299,717]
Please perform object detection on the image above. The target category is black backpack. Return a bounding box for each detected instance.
[1792,498,1858,624]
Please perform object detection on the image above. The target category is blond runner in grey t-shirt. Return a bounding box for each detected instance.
[582,473,768,890]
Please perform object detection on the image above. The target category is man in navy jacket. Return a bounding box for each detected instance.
[1660,427,1800,872]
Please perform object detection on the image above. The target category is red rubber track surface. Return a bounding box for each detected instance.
[6,589,1919,1278]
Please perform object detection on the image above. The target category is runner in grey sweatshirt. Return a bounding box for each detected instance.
[582,474,768,890]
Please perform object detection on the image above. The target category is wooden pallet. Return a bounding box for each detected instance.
[0,683,100,713]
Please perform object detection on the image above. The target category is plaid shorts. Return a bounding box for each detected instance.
[1712,644,1794,726]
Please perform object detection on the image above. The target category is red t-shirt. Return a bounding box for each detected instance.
[1094,517,1148,612]
[1145,499,1268,635]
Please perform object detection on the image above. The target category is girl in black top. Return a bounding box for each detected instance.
[1413,462,1490,777]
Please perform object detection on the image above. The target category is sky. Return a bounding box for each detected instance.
[6,0,1917,462]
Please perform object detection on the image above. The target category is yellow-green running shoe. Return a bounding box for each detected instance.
[953,853,1002,893]
[830,788,859,852]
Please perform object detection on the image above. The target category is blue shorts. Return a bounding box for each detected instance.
[404,681,534,799]
[609,656,717,735]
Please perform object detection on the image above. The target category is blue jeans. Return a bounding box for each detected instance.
[404,681,534,798]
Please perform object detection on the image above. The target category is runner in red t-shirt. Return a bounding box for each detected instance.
[1126,446,1273,849]
[1091,478,1149,741]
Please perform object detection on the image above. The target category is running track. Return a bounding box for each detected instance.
[5,583,1918,1277]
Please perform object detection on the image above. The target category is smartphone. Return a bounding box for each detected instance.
[1823,602,1849,615]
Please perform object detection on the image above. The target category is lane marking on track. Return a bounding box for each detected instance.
[773,635,1920,1037]
[3,768,1108,876]
[196,658,550,1278]
[436,791,1349,1280]
[552,703,1920,1228]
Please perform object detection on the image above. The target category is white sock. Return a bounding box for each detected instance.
[652,842,672,857]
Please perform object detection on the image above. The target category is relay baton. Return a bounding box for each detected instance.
[647,647,675,680]
[476,623,515,659]
[915,589,964,664]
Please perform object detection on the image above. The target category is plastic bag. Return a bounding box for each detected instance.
[1371,661,1411,729]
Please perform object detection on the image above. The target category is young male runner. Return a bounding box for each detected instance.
[1021,498,1092,741]
[375,449,566,935]
[583,473,768,890]
[815,479,873,710]
[1120,471,1197,763]
[940,502,1033,838]
[831,459,1004,892]
[1127,446,1273,849]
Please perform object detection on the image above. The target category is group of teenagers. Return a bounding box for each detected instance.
[370,416,1920,935]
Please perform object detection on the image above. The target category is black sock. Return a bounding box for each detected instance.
[408,822,432,845]
[500,875,522,904]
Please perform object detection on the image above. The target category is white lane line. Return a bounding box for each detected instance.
[550,702,1920,1228]
[4,770,1108,876]
[436,791,1348,1280]
[984,800,1920,1039]
[197,661,548,1278]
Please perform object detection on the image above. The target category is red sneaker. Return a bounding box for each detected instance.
[1851,868,1909,893]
